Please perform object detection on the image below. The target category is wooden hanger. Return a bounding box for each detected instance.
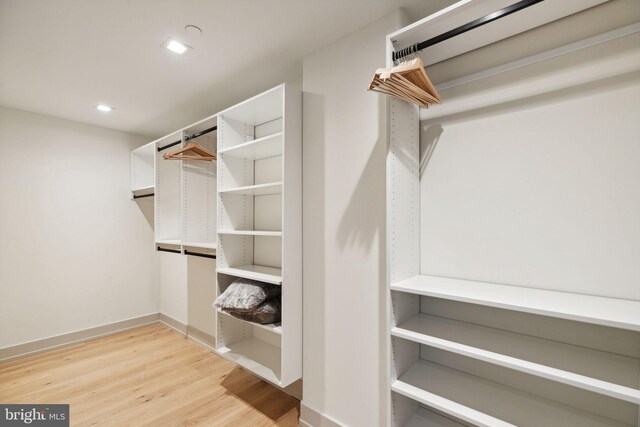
[368,49,441,108]
[163,141,216,161]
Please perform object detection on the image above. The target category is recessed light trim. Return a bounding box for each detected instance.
[165,39,191,55]
[96,104,113,112]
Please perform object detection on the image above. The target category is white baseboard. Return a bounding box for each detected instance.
[187,325,216,350]
[300,403,345,427]
[0,313,160,362]
[158,313,188,335]
[0,313,219,363]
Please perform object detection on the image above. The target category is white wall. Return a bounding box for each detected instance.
[0,106,159,349]
[301,10,409,427]
[159,253,188,325]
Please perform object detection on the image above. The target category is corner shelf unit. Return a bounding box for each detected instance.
[215,83,302,387]
[130,141,155,199]
[386,2,640,427]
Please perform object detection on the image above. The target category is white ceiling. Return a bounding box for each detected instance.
[0,0,455,138]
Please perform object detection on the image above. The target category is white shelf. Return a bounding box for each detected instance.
[391,275,640,331]
[393,359,631,427]
[219,230,282,237]
[218,132,283,160]
[392,315,640,404]
[182,242,217,250]
[217,265,282,285]
[155,239,181,246]
[218,85,284,125]
[402,408,464,427]
[219,182,282,196]
[217,310,282,335]
[392,379,515,427]
[215,337,282,385]
[132,185,155,197]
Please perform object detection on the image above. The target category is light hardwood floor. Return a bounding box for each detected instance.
[0,324,299,426]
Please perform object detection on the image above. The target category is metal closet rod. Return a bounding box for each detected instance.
[392,0,545,62]
[157,246,181,254]
[185,125,217,141]
[184,250,216,259]
[157,125,218,152]
[133,193,154,200]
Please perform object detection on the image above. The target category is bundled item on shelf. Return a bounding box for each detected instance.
[225,298,281,325]
[214,278,281,324]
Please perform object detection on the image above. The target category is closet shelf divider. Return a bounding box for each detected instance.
[217,265,282,285]
[218,132,283,160]
[391,275,640,331]
[392,379,516,427]
[219,182,283,196]
[218,230,282,237]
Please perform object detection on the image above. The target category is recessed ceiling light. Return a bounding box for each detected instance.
[164,39,191,55]
[96,104,113,112]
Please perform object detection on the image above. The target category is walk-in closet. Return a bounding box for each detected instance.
[1,0,638,426]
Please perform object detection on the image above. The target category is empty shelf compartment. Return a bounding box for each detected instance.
[392,314,640,404]
[394,358,633,427]
[217,310,282,335]
[216,337,281,385]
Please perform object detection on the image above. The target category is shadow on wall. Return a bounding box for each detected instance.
[302,91,327,413]
[420,124,443,179]
[334,92,388,425]
[335,95,387,251]
[134,197,154,229]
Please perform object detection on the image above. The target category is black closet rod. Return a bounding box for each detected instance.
[157,246,181,254]
[157,139,181,152]
[184,250,217,259]
[185,125,217,141]
[392,0,545,62]
[157,126,217,151]
[133,193,154,200]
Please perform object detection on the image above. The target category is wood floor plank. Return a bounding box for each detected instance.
[0,324,300,426]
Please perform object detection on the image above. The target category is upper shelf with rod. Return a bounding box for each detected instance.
[386,0,609,68]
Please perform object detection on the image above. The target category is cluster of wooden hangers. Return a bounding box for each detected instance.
[164,136,216,161]
[368,44,441,109]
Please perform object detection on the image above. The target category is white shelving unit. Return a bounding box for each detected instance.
[386,2,640,426]
[130,141,155,199]
[215,83,301,387]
